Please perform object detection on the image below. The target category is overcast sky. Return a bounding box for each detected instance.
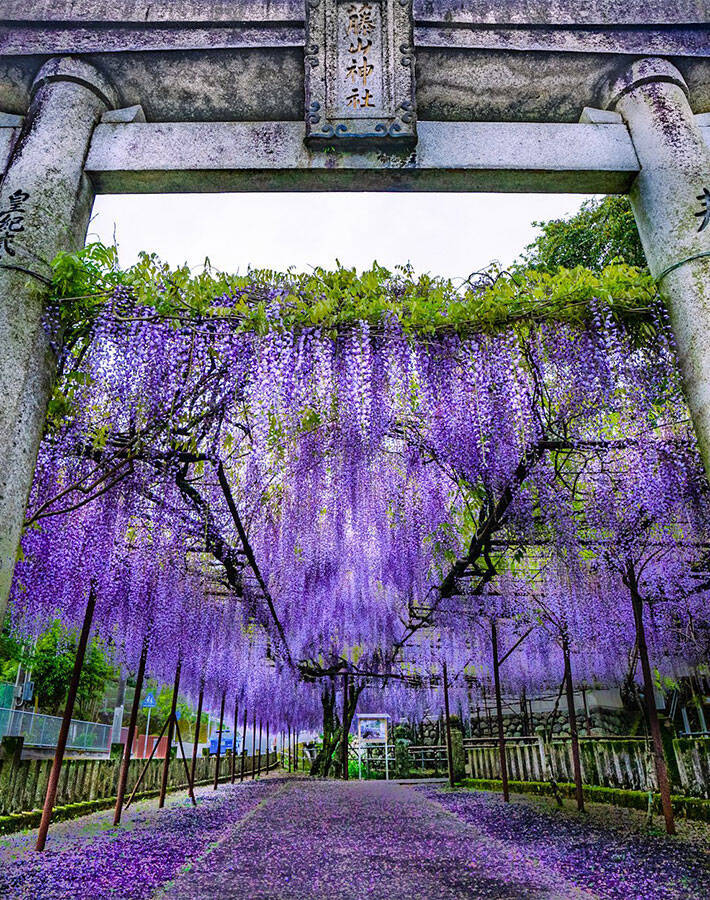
[90,192,596,282]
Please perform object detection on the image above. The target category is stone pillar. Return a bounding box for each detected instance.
[604,58,710,470]
[0,58,116,621]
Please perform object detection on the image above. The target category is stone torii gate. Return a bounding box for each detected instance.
[0,1,709,619]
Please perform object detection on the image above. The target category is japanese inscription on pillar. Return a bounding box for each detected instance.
[305,0,416,145]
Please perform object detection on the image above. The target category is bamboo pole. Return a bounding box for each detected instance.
[442,661,455,789]
[174,717,196,805]
[231,697,238,784]
[190,680,204,792]
[562,638,585,812]
[240,706,248,782]
[36,587,96,851]
[627,560,676,834]
[125,716,171,810]
[251,710,257,779]
[158,659,181,809]
[113,635,148,826]
[491,619,510,802]
[256,718,263,776]
[342,674,349,781]
[214,689,226,790]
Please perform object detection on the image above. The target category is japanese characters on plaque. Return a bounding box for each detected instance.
[305,0,416,145]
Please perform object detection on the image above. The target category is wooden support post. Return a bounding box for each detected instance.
[265,721,270,771]
[214,689,226,790]
[443,661,455,789]
[159,659,181,809]
[257,718,263,776]
[581,686,593,737]
[251,710,257,779]
[342,674,349,781]
[562,638,585,812]
[113,635,148,826]
[287,725,292,773]
[174,717,196,805]
[491,619,510,802]
[36,587,96,851]
[125,715,171,809]
[231,697,238,784]
[240,706,248,782]
[190,680,204,792]
[627,560,676,834]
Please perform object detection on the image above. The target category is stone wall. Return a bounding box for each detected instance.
[466,736,710,798]
[0,737,275,817]
[469,706,635,739]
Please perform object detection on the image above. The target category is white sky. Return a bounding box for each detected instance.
[90,192,596,281]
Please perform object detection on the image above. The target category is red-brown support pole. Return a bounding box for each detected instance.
[491,619,510,803]
[251,710,257,779]
[125,715,171,809]
[174,717,197,805]
[214,689,226,790]
[190,680,204,792]
[36,587,96,851]
[627,560,676,834]
[240,706,248,782]
[265,721,270,771]
[443,661,455,789]
[342,674,349,781]
[113,635,148,826]
[256,718,263,776]
[231,697,238,784]
[159,659,181,809]
[287,725,292,773]
[562,637,585,812]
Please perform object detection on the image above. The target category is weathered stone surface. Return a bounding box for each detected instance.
[83,119,650,193]
[0,57,116,621]
[0,1,707,123]
[604,59,710,473]
[305,0,416,145]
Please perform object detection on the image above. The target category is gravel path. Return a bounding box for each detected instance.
[2,778,708,899]
[160,779,589,899]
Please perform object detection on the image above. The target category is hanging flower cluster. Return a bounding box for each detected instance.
[7,260,710,730]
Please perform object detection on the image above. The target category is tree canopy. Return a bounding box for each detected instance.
[517,197,646,274]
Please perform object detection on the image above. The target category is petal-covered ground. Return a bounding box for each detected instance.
[161,779,586,900]
[0,777,282,900]
[425,786,710,900]
[1,778,708,899]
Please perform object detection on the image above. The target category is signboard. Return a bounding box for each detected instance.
[305,0,416,145]
[358,714,388,744]
[356,714,391,780]
[141,692,156,709]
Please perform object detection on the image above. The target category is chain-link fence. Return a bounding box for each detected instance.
[0,706,111,753]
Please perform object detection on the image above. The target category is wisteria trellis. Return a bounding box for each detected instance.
[8,269,710,748]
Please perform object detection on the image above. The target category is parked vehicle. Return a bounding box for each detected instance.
[209,730,236,755]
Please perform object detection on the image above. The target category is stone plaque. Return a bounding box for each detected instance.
[305,0,416,145]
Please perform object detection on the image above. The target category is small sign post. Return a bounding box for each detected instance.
[141,691,157,757]
[356,713,390,781]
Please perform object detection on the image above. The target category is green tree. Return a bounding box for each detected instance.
[518,196,646,273]
[27,623,114,718]
[0,628,22,683]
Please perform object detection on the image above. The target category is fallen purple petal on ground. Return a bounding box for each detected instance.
[1,780,708,900]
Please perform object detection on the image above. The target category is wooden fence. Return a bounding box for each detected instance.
[0,737,276,817]
[465,735,710,798]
